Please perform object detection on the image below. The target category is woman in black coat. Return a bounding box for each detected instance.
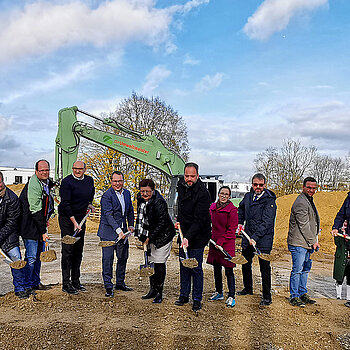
[135,178,175,303]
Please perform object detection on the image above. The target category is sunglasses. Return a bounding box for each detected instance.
[252,183,264,187]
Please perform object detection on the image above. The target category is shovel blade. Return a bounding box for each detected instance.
[61,235,80,245]
[180,257,198,269]
[139,264,154,277]
[40,249,57,262]
[98,241,116,247]
[227,255,247,265]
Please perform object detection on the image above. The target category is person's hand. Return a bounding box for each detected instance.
[88,204,96,213]
[174,222,180,230]
[237,224,243,234]
[249,238,256,246]
[313,242,320,250]
[129,226,135,233]
[118,232,126,240]
[74,223,82,232]
[181,237,189,249]
[144,237,149,246]
[42,232,49,241]
[331,229,338,237]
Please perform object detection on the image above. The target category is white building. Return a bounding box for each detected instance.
[0,166,55,185]
[224,181,251,199]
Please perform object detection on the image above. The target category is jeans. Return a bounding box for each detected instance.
[101,239,129,289]
[23,239,44,289]
[288,244,313,298]
[179,247,204,301]
[7,247,26,292]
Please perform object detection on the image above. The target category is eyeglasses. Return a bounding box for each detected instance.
[112,180,123,183]
[38,169,50,173]
[72,167,85,170]
[252,183,264,187]
[219,193,230,197]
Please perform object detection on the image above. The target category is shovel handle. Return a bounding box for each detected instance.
[143,242,149,265]
[241,230,262,255]
[209,239,233,260]
[178,225,189,258]
[73,209,91,237]
[335,232,350,240]
[0,248,13,263]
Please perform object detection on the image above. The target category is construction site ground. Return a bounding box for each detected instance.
[0,188,349,350]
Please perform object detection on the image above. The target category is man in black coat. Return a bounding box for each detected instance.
[0,171,27,298]
[174,162,211,312]
[237,173,276,306]
[58,160,95,294]
[19,160,54,295]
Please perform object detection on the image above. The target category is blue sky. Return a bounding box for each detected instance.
[0,0,349,182]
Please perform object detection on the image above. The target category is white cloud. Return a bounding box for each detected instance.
[0,115,12,136]
[243,0,328,40]
[194,73,225,92]
[141,65,171,95]
[0,0,209,63]
[183,54,200,66]
[0,61,95,104]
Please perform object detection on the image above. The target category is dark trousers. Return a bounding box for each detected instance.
[101,239,129,289]
[242,246,271,301]
[213,262,235,297]
[59,215,86,287]
[179,247,204,301]
[149,263,166,293]
[336,259,350,285]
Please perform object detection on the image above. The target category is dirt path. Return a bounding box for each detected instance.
[0,234,349,350]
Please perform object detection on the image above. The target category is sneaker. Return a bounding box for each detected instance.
[289,297,305,307]
[73,284,87,292]
[192,300,202,312]
[344,301,350,308]
[62,283,79,295]
[15,291,29,299]
[300,293,316,305]
[175,296,189,306]
[209,292,224,301]
[105,289,113,298]
[225,297,236,308]
[237,289,253,296]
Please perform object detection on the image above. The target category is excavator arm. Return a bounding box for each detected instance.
[55,106,185,181]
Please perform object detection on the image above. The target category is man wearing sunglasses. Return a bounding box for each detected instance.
[287,177,320,307]
[237,173,277,306]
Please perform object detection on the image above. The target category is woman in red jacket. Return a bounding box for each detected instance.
[207,186,238,307]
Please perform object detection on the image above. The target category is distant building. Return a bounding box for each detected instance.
[224,181,251,199]
[0,166,55,185]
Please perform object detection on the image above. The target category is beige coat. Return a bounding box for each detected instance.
[287,193,320,249]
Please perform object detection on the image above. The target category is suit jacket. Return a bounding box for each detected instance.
[97,187,134,241]
[287,193,320,249]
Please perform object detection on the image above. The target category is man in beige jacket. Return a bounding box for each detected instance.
[287,177,320,307]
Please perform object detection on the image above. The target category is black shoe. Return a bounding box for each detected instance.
[300,293,316,305]
[115,285,133,291]
[237,289,253,296]
[105,289,114,298]
[62,283,79,295]
[142,289,158,299]
[152,292,163,304]
[15,291,29,299]
[259,299,272,306]
[73,284,87,292]
[175,296,189,306]
[25,288,37,296]
[192,300,202,312]
[33,283,52,291]
[289,297,305,307]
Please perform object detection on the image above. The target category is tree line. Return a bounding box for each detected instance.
[254,139,349,197]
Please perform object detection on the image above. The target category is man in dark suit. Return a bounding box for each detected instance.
[97,171,134,297]
[287,177,320,307]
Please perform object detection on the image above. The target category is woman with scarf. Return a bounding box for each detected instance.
[135,178,175,303]
[207,186,238,307]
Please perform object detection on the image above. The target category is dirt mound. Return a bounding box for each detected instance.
[274,191,348,254]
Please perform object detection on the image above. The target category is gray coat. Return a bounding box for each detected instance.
[287,193,320,249]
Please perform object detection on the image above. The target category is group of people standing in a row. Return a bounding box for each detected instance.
[0,160,349,310]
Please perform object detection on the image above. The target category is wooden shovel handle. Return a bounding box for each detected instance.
[178,225,189,256]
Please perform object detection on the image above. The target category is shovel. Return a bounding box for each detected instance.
[335,232,350,240]
[0,248,27,269]
[178,225,198,268]
[40,239,57,262]
[240,230,274,262]
[209,239,247,265]
[61,209,91,245]
[98,231,132,247]
[139,242,154,277]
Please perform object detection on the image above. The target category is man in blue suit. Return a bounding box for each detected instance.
[97,171,135,297]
